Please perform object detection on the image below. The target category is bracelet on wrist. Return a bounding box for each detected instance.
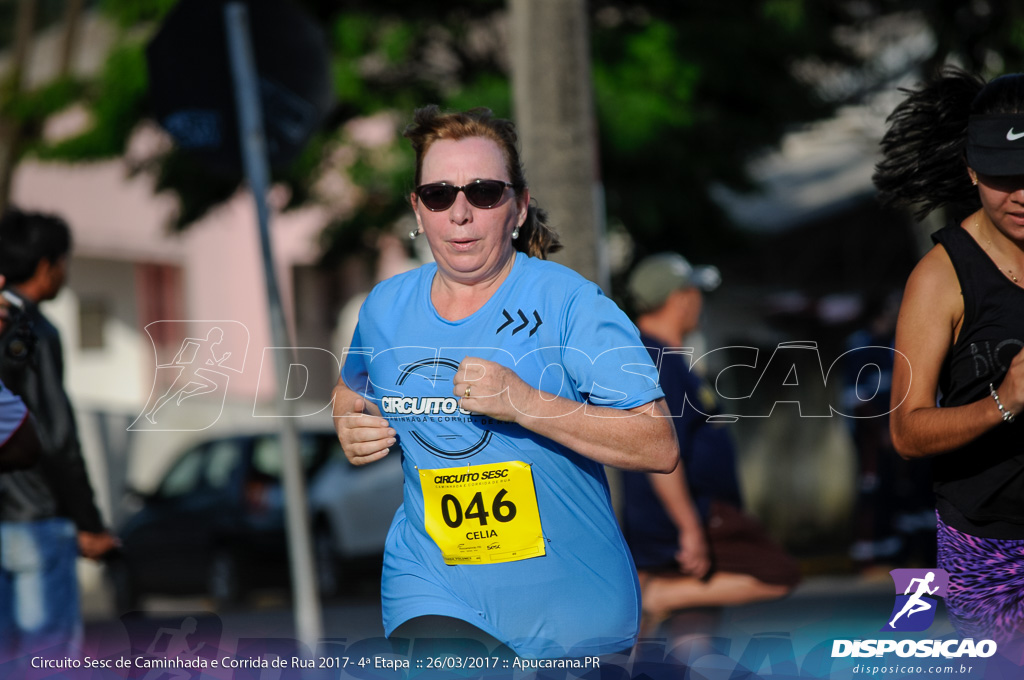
[989,383,1016,423]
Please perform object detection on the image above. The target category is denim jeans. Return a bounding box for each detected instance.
[0,518,81,660]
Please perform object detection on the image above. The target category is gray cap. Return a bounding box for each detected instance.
[627,252,721,313]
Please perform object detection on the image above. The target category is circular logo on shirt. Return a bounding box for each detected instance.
[380,356,491,459]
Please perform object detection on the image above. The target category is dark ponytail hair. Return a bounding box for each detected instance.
[873,66,985,222]
[404,105,562,259]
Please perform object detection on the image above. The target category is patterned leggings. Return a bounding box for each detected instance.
[936,513,1024,643]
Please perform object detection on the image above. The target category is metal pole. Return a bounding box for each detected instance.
[224,1,323,649]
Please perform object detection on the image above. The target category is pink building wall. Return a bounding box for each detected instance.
[11,152,332,407]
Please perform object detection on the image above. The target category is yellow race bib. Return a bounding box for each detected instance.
[419,461,546,565]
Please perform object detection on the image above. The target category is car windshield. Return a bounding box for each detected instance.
[251,433,330,478]
[158,449,205,498]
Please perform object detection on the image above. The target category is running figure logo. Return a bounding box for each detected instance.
[130,321,249,431]
[120,611,221,680]
[883,568,950,632]
[140,616,206,680]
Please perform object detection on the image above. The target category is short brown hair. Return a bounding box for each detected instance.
[404,105,561,259]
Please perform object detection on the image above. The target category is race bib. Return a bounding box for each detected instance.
[419,461,546,565]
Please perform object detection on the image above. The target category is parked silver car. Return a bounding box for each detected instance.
[308,438,404,597]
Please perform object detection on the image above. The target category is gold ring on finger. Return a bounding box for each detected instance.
[465,385,471,398]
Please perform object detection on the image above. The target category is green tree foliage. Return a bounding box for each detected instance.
[593,2,894,261]
[317,126,416,267]
[34,42,148,159]
[14,0,1024,263]
[313,0,856,264]
[98,0,177,26]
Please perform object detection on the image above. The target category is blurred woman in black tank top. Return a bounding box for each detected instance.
[875,67,1024,644]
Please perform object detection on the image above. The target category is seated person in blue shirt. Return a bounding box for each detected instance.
[621,253,800,637]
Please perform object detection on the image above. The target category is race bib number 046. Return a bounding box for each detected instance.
[419,461,546,565]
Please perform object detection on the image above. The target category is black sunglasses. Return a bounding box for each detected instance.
[414,179,514,211]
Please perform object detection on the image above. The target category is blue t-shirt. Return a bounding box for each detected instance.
[343,252,664,658]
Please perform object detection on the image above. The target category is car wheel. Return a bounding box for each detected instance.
[208,549,242,607]
[314,524,341,599]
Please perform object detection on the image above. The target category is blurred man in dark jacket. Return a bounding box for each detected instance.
[0,209,116,659]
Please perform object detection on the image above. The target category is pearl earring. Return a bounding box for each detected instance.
[511,227,519,240]
[409,228,421,240]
